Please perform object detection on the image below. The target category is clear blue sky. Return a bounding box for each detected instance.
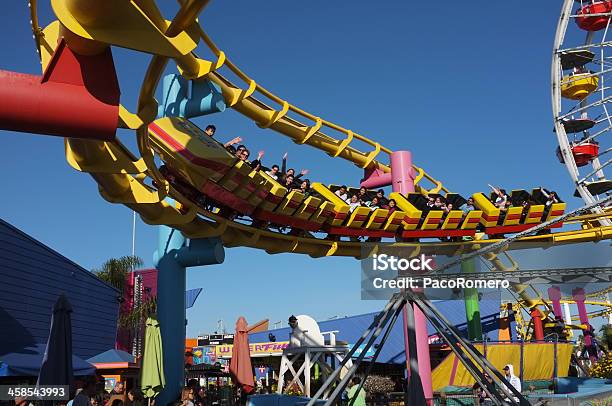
[2,2,599,336]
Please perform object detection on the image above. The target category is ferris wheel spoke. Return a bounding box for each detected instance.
[560,95,609,119]
[596,146,612,158]
[569,13,612,19]
[579,158,612,184]
[577,124,612,144]
[558,94,612,120]
[557,41,612,54]
[601,103,612,127]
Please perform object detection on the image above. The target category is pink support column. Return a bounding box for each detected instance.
[572,288,592,346]
[547,286,563,321]
[390,151,433,401]
[391,151,416,194]
[361,165,392,189]
[531,308,544,341]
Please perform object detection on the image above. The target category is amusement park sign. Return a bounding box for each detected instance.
[214,341,290,358]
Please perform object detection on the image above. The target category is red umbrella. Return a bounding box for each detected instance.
[229,317,255,394]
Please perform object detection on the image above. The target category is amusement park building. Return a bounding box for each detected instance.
[0,218,120,374]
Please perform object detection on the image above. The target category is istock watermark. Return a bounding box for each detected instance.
[371,277,510,290]
[372,254,434,272]
[360,242,612,301]
[361,248,509,300]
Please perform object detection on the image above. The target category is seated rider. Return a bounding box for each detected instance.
[383,199,397,213]
[348,195,361,212]
[201,124,242,148]
[367,196,381,211]
[297,179,311,196]
[375,189,389,206]
[358,186,370,204]
[335,185,349,201]
[462,197,475,216]
[266,164,280,180]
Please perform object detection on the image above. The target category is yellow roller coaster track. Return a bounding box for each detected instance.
[28,0,612,258]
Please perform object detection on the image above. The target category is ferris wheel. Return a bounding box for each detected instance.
[552,0,612,225]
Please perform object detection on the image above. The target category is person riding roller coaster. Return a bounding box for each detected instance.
[280,152,308,184]
[384,199,397,213]
[266,164,280,180]
[366,196,381,210]
[202,124,242,149]
[489,184,509,211]
[348,194,361,212]
[296,179,311,196]
[156,127,567,241]
[375,189,389,206]
[335,185,348,201]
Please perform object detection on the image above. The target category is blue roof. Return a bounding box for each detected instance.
[0,344,95,377]
[249,299,501,365]
[87,349,135,364]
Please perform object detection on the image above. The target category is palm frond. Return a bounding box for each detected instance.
[93,255,144,292]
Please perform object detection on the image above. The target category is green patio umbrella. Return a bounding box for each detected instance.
[141,317,165,400]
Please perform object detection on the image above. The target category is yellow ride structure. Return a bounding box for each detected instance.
[2,1,608,403]
[24,0,612,259]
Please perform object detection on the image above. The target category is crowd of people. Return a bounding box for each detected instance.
[489,185,561,224]
[203,125,312,195]
[42,379,146,406]
[189,124,562,235]
[334,186,396,213]
[50,379,223,406]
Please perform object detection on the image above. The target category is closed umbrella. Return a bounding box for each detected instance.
[141,317,165,400]
[37,294,75,388]
[229,317,255,394]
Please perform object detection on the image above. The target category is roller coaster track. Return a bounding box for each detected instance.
[25,0,612,258]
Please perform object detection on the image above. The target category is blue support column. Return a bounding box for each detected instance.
[158,74,226,118]
[154,225,225,405]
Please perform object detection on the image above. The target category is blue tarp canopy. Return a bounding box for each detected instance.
[186,288,203,310]
[0,344,94,377]
[87,349,135,364]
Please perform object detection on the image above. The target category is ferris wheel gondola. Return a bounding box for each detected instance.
[552,0,612,225]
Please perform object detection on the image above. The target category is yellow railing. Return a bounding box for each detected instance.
[22,0,612,258]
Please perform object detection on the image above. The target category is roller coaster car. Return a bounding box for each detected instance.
[406,193,443,230]
[148,117,272,215]
[401,193,468,236]
[314,184,404,238]
[148,119,567,240]
[444,193,467,208]
[511,189,545,224]
[510,189,530,206]
[484,192,523,227]
[407,193,429,210]
[329,184,377,201]
[559,50,595,70]
[576,1,612,31]
[148,117,235,184]
[560,73,599,100]
[531,188,566,222]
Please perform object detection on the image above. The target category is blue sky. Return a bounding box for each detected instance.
[3,2,605,336]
